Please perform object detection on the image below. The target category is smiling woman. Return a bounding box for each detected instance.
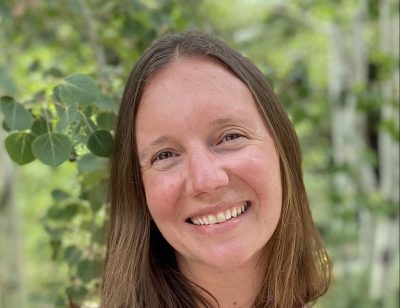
[136,57,282,280]
[102,31,331,308]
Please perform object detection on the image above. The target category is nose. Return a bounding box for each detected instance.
[185,147,229,196]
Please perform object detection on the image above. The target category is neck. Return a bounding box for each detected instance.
[178,256,263,308]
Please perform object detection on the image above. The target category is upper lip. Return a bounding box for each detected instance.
[187,200,248,219]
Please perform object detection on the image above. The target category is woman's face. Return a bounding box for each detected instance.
[135,57,282,273]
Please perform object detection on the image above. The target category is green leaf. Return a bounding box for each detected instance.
[95,94,117,111]
[31,118,50,136]
[91,224,106,245]
[72,133,88,145]
[2,120,11,132]
[97,112,117,131]
[89,181,107,212]
[84,118,97,134]
[80,219,95,233]
[47,66,63,78]
[77,153,108,174]
[31,132,72,166]
[4,132,36,165]
[77,258,103,283]
[64,245,82,266]
[66,285,88,302]
[54,99,65,117]
[87,130,113,157]
[1,96,33,130]
[82,105,94,118]
[58,74,99,106]
[51,189,71,201]
[46,203,78,220]
[56,104,79,131]
[53,85,62,102]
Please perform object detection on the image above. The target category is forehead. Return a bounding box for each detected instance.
[142,56,247,100]
[135,58,266,138]
[138,57,256,114]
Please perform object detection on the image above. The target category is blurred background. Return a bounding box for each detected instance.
[0,0,398,307]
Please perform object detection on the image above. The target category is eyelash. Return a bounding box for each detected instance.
[218,132,245,144]
[152,150,176,163]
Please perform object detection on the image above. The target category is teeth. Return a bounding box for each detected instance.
[232,207,237,217]
[217,212,226,223]
[225,209,231,220]
[208,215,217,224]
[190,202,250,226]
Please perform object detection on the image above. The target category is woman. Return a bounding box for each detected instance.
[102,31,331,308]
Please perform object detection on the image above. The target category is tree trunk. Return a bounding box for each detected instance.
[328,0,377,277]
[0,123,25,307]
[369,0,400,307]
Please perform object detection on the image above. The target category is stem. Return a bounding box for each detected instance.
[78,110,95,133]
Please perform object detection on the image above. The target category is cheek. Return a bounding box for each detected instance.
[233,149,283,224]
[235,150,281,193]
[241,152,283,229]
[142,172,182,220]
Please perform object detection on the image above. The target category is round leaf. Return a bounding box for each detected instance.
[56,105,79,131]
[4,132,36,165]
[87,130,113,157]
[64,245,82,266]
[31,118,50,136]
[95,95,117,111]
[77,258,103,283]
[58,74,99,105]
[32,132,72,166]
[96,112,117,131]
[77,153,108,174]
[1,96,33,130]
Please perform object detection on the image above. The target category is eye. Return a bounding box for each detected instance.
[219,132,244,144]
[152,150,176,163]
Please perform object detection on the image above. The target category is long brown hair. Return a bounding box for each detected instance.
[102,31,331,308]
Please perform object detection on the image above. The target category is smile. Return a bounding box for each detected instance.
[189,201,251,226]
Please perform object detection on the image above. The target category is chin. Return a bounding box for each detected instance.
[199,246,263,271]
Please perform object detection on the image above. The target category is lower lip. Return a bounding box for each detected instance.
[187,206,250,234]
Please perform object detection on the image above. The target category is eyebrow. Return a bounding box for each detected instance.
[138,135,171,161]
[211,117,253,128]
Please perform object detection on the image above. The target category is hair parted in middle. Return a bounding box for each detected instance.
[102,31,331,308]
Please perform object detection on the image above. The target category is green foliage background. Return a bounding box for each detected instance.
[0,0,398,307]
